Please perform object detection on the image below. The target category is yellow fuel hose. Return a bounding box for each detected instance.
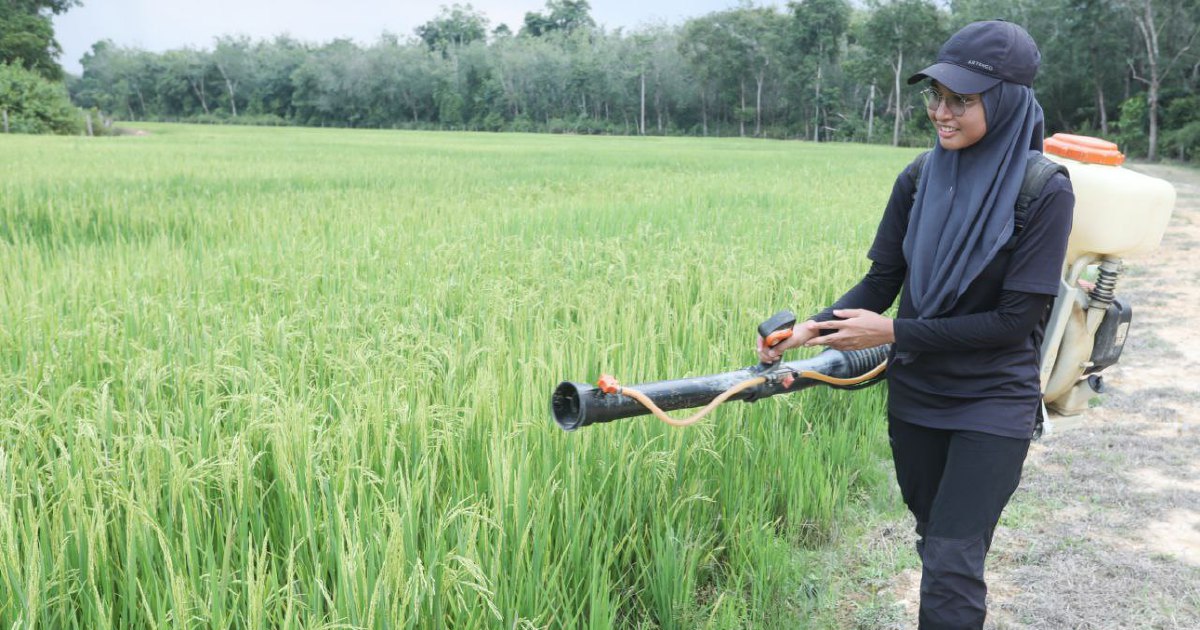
[603,359,887,427]
[797,360,888,387]
[615,376,767,427]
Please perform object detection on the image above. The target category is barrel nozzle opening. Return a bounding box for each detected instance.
[552,381,586,431]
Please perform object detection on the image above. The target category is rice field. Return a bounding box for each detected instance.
[0,124,917,628]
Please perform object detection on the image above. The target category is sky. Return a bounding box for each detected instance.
[54,0,786,75]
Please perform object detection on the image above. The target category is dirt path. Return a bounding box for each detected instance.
[884,163,1200,629]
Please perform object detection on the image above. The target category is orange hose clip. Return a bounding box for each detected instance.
[597,374,621,394]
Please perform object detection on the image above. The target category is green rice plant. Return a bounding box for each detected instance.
[0,124,918,628]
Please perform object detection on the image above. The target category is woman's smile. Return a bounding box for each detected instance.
[936,123,959,138]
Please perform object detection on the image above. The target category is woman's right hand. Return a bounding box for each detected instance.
[757,320,820,364]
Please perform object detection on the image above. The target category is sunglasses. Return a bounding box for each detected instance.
[919,87,979,117]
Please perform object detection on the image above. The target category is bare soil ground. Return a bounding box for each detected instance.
[882,162,1200,629]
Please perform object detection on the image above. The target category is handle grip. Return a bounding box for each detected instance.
[763,329,793,348]
[758,309,797,348]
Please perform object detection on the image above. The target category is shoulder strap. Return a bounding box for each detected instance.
[1015,150,1069,233]
[906,150,931,192]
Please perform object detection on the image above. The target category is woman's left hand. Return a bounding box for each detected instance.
[803,309,895,351]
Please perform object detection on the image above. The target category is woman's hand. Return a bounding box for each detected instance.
[757,320,820,364]
[803,309,895,351]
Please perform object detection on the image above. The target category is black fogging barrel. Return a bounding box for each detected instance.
[551,345,890,431]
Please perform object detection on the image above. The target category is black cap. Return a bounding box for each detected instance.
[907,20,1040,93]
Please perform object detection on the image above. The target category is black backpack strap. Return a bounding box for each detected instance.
[906,150,931,196]
[1015,149,1070,234]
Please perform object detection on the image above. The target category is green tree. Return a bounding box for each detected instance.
[1053,0,1131,135]
[75,40,159,120]
[507,35,570,126]
[366,34,436,124]
[157,48,213,116]
[649,27,695,135]
[416,4,489,54]
[1119,0,1200,159]
[862,0,945,146]
[789,0,851,141]
[252,36,307,119]
[1162,94,1200,159]
[679,7,786,137]
[678,16,727,135]
[291,39,370,126]
[0,61,80,133]
[212,35,254,117]
[728,7,788,137]
[0,0,79,80]
[521,0,595,37]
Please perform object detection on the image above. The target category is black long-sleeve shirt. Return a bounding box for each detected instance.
[818,166,1074,438]
[816,262,1053,352]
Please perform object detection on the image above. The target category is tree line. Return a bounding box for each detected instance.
[7,1,1200,160]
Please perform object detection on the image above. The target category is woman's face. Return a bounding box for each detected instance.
[925,81,987,151]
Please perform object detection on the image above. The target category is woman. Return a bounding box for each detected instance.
[759,21,1074,630]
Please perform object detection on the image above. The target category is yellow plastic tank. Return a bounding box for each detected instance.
[1039,134,1177,416]
[1044,134,1176,261]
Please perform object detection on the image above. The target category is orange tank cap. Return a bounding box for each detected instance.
[1045,133,1125,166]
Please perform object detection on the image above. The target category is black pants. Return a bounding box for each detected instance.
[888,416,1030,630]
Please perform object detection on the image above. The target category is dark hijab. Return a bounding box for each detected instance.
[901,81,1046,318]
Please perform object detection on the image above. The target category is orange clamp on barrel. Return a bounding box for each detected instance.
[764,328,793,349]
[597,374,621,394]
